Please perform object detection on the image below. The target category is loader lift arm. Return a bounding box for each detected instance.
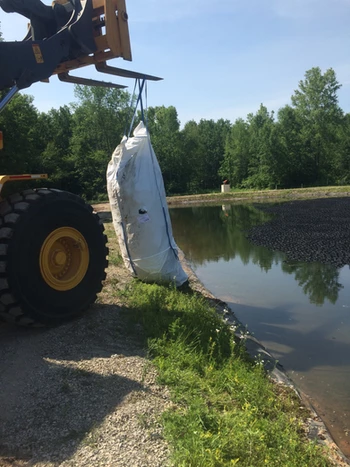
[0,0,161,97]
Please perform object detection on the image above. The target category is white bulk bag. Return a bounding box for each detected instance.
[106,121,188,287]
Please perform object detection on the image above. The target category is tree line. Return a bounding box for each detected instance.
[0,66,349,201]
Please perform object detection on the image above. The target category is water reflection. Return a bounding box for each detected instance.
[282,262,343,306]
[171,203,280,270]
[170,204,344,306]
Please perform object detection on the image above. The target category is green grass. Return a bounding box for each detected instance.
[108,249,123,266]
[121,282,332,467]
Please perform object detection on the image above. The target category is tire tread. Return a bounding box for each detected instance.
[0,189,108,326]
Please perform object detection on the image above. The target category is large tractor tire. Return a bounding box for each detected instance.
[0,188,108,325]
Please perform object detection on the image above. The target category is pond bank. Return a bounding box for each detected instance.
[166,194,350,463]
[93,200,350,465]
[166,186,350,207]
[93,186,350,214]
[178,248,350,467]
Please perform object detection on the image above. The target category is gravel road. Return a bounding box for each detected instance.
[0,239,172,467]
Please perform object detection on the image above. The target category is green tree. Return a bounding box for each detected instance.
[290,67,343,185]
[39,105,78,192]
[332,113,350,185]
[243,105,276,189]
[0,93,41,175]
[70,85,130,200]
[220,118,250,187]
[181,119,231,192]
[146,105,188,194]
[195,119,231,190]
[181,120,202,193]
[277,105,310,187]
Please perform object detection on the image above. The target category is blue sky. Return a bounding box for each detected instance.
[0,0,349,126]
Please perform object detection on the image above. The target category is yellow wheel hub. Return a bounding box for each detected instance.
[40,227,89,291]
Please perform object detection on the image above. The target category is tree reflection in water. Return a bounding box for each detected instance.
[282,262,343,306]
[170,203,344,306]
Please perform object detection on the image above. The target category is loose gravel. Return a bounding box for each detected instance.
[247,197,350,268]
[0,260,172,467]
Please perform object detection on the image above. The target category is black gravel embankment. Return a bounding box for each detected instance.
[247,197,350,268]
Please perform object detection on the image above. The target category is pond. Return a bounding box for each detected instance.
[170,202,350,457]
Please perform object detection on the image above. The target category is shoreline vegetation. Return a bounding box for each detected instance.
[92,185,350,212]
[121,279,333,467]
[95,190,350,466]
[166,185,350,207]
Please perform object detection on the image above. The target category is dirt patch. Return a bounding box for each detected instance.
[91,203,111,213]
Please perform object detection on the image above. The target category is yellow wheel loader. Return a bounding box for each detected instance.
[0,0,161,325]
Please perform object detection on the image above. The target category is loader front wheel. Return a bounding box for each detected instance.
[0,189,108,325]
